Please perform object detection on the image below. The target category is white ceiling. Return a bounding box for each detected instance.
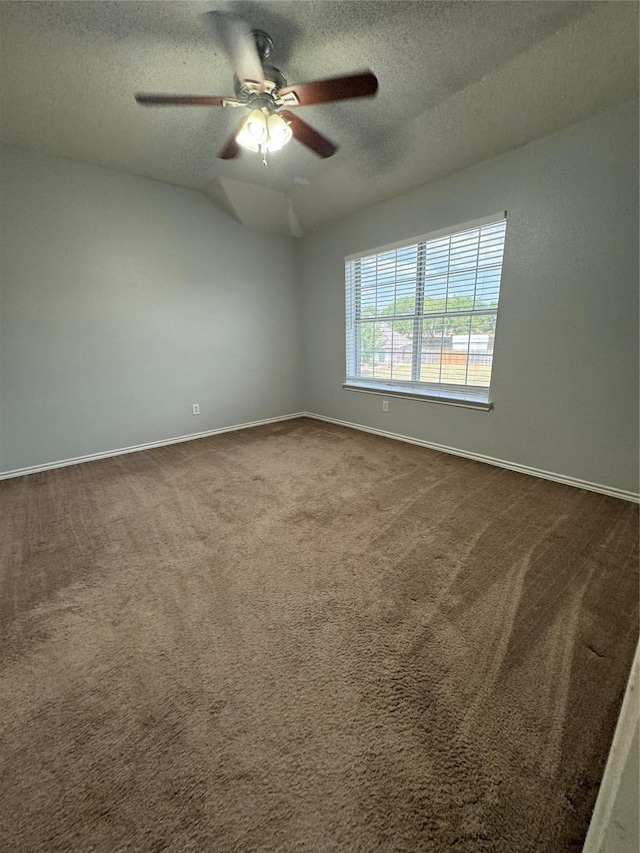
[1,1,637,236]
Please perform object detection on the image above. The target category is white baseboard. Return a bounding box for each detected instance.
[0,413,307,481]
[2,410,638,503]
[302,412,640,504]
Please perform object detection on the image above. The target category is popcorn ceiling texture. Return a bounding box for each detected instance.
[0,1,637,235]
[1,418,638,852]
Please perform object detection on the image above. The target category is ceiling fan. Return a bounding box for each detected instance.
[135,12,378,163]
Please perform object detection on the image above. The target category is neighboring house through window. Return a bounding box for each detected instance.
[344,215,507,409]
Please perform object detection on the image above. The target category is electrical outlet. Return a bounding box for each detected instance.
[382,400,389,413]
[192,403,200,415]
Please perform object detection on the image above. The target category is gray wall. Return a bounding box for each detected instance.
[0,145,302,472]
[299,101,639,495]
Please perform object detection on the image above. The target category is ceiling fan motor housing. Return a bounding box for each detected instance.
[233,65,287,107]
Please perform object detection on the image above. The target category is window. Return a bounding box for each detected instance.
[344,215,507,409]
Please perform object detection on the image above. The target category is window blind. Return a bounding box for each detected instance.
[345,217,507,404]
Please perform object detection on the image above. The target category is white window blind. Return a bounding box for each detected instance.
[345,216,507,407]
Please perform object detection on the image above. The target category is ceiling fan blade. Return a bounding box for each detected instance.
[279,111,337,158]
[218,126,242,160]
[206,12,265,87]
[135,94,229,106]
[279,71,378,106]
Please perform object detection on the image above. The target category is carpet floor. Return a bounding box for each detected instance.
[1,417,638,852]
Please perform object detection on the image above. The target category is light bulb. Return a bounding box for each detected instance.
[266,113,293,152]
[246,113,268,142]
[236,109,268,152]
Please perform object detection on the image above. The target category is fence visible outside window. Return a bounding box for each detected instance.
[344,215,507,407]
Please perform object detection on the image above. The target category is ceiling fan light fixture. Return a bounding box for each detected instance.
[236,108,293,155]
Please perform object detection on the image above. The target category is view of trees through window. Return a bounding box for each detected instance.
[346,219,507,391]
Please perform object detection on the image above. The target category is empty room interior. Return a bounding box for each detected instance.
[1,2,639,852]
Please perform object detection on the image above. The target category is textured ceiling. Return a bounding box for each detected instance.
[0,1,638,236]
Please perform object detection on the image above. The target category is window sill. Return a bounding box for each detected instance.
[342,380,493,411]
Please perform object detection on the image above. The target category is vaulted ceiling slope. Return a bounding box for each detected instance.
[1,2,638,236]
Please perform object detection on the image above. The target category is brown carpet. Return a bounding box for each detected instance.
[1,417,638,852]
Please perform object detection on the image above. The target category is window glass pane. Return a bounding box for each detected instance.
[447,269,476,303]
[474,267,501,308]
[359,318,375,377]
[370,321,388,379]
[377,282,394,310]
[422,313,496,387]
[396,246,418,280]
[468,313,496,388]
[423,274,447,306]
[389,320,414,382]
[394,282,416,313]
[424,236,450,275]
[440,316,473,385]
[420,318,445,383]
[359,256,377,280]
[360,286,376,314]
[449,229,480,273]
[478,223,506,268]
[394,246,418,315]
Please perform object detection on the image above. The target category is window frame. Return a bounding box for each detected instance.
[344,213,507,410]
